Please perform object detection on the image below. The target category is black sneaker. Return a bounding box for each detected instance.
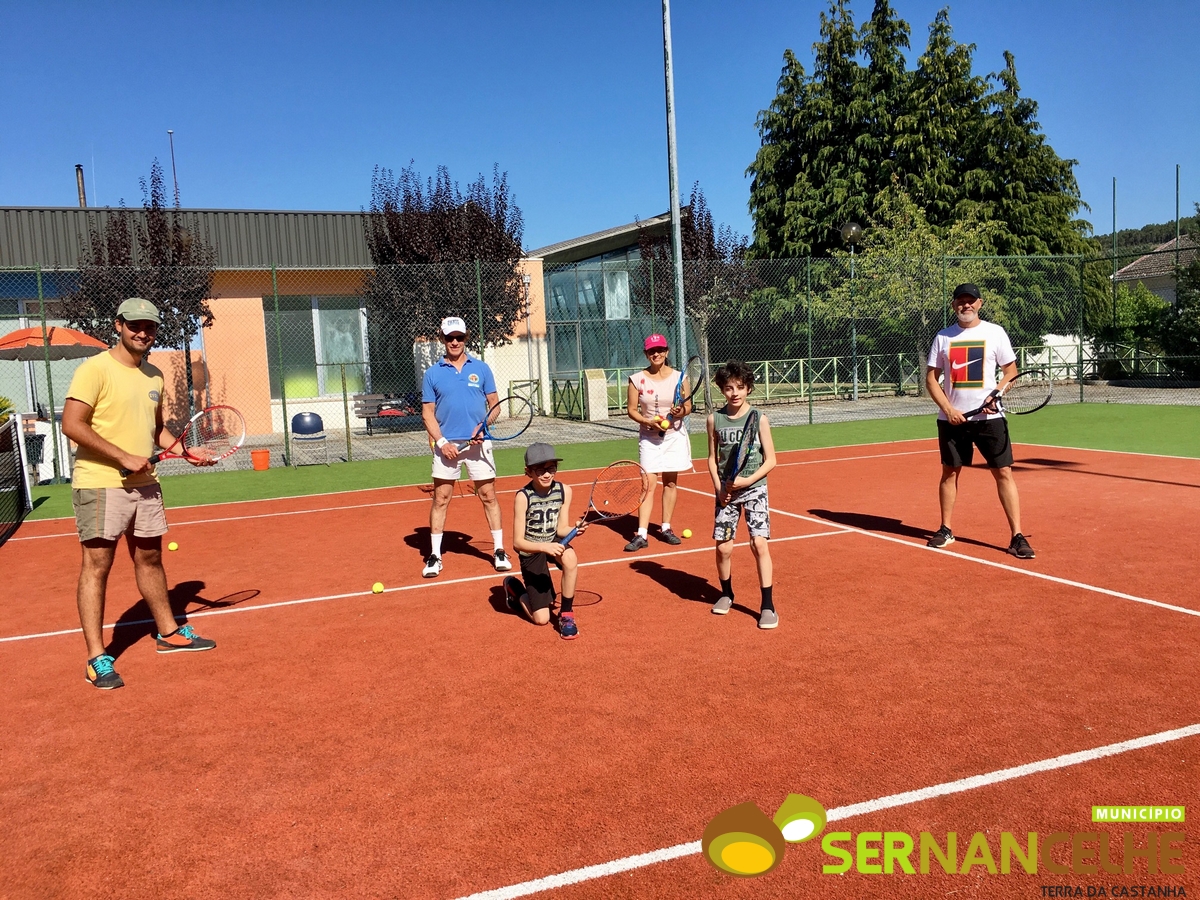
[503,576,527,617]
[926,526,955,549]
[1008,533,1036,559]
[624,535,648,552]
[86,654,124,689]
[156,624,216,653]
[659,528,682,546]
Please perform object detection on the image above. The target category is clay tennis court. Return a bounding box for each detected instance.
[3,439,1198,899]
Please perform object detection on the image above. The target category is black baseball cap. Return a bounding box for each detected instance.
[952,283,982,300]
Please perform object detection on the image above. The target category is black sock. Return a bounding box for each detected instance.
[760,586,774,612]
[560,595,574,614]
[720,578,733,600]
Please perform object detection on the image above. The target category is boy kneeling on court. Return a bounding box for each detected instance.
[505,443,587,640]
[706,361,779,629]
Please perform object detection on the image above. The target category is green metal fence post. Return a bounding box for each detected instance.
[36,266,63,482]
[1078,257,1085,404]
[271,265,291,465]
[649,258,656,333]
[475,258,485,363]
[341,363,352,462]
[941,256,948,329]
[806,257,814,426]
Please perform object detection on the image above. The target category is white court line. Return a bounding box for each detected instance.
[452,722,1200,900]
[0,530,851,644]
[678,485,1200,621]
[8,449,927,542]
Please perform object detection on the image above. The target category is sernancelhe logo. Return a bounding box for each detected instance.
[701,796,1187,880]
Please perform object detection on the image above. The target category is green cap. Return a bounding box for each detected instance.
[116,297,161,324]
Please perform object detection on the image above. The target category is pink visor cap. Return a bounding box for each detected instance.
[644,334,668,351]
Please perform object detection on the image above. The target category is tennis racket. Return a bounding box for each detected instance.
[656,355,705,430]
[559,460,647,547]
[719,409,761,506]
[120,405,246,476]
[454,394,535,450]
[962,369,1053,418]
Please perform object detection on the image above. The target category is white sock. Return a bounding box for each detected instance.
[430,533,443,557]
[661,522,671,533]
[637,527,648,539]
[491,529,504,551]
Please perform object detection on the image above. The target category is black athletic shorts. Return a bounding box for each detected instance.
[937,418,1014,468]
[518,552,561,612]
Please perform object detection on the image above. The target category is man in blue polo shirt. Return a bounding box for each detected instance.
[420,316,512,577]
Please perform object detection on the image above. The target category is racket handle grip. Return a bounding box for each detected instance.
[559,527,579,547]
[119,452,163,477]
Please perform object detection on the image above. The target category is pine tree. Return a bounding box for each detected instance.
[859,0,911,198]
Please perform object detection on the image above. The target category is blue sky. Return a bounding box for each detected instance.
[2,0,1196,252]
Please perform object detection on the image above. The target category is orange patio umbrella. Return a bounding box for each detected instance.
[0,326,108,361]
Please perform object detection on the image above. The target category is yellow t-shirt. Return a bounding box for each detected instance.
[66,351,164,488]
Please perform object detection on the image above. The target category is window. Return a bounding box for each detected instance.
[263,296,367,399]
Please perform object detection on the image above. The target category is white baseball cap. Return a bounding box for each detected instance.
[440,316,468,336]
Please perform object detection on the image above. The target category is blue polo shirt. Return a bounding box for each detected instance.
[421,354,497,441]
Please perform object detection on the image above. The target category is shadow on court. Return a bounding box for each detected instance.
[1016,457,1200,490]
[403,528,494,564]
[630,559,722,608]
[106,581,260,660]
[808,509,1007,553]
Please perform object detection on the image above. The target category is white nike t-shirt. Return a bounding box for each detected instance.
[927,320,1016,421]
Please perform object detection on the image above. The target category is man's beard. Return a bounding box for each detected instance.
[956,309,978,325]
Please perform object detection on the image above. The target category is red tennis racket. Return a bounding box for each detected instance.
[120,405,247,475]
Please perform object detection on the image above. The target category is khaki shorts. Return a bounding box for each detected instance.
[73,485,169,542]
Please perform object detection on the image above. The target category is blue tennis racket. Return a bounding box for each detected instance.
[454,394,534,449]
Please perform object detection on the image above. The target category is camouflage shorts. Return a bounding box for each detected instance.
[713,482,770,542]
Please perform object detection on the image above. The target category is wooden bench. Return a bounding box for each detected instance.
[352,393,422,435]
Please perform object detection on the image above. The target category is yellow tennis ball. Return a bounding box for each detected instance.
[681,529,692,539]
[372,582,384,594]
[167,541,179,551]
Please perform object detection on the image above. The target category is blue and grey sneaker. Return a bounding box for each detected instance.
[156,624,216,653]
[558,613,579,640]
[86,654,124,689]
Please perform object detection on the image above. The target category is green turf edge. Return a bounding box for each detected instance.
[24,404,1198,521]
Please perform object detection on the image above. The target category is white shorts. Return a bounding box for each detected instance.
[638,427,693,474]
[431,441,497,482]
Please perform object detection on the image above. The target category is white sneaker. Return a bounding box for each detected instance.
[492,549,513,572]
[422,554,442,578]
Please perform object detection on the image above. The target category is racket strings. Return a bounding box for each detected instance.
[482,396,535,441]
[680,357,704,403]
[591,463,645,516]
[184,409,245,458]
[1000,373,1052,414]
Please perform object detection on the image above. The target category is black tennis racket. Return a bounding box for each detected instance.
[455,394,535,449]
[120,405,246,476]
[655,355,705,430]
[559,460,647,546]
[962,369,1053,418]
[719,409,761,506]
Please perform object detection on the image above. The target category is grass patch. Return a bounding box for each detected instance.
[25,404,1197,521]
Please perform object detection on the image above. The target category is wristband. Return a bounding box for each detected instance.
[435,437,448,449]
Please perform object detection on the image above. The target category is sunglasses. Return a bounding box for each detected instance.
[444,334,467,343]
[646,347,668,354]
[531,462,558,474]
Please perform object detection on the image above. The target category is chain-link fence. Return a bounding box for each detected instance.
[2,253,1196,481]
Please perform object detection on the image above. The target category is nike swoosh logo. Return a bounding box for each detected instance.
[951,361,969,370]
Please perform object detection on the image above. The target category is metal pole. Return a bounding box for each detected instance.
[1078,257,1085,404]
[75,164,87,207]
[1112,177,1118,326]
[271,265,290,464]
[341,363,352,462]
[36,267,63,482]
[1177,164,1181,270]
[649,258,655,332]
[523,274,535,409]
[167,130,180,208]
[806,257,814,426]
[850,246,858,401]
[662,0,688,359]
[475,258,485,363]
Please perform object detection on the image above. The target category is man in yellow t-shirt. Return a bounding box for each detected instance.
[61,298,216,690]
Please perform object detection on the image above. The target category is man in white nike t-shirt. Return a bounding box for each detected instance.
[924,283,1035,560]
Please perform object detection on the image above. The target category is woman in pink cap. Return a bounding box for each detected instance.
[623,333,694,550]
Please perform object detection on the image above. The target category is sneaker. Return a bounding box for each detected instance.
[926,526,955,549]
[422,554,442,578]
[659,528,682,546]
[86,654,124,689]
[712,596,733,615]
[503,576,527,617]
[493,549,513,572]
[758,609,779,630]
[558,613,579,640]
[1007,533,1036,559]
[624,535,648,552]
[156,624,216,653]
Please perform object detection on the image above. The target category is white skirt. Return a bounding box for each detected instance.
[638,426,693,474]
